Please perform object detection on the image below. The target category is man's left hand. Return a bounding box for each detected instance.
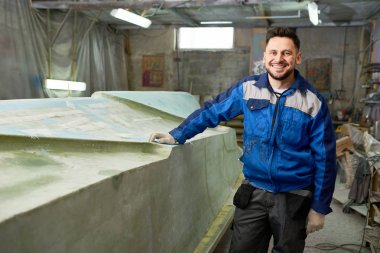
[306,209,325,234]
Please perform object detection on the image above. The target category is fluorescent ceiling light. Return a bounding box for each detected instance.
[200,21,233,25]
[110,8,151,28]
[308,2,321,26]
[44,79,86,91]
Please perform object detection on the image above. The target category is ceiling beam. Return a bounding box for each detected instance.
[318,0,380,3]
[251,4,271,26]
[366,4,380,19]
[31,0,301,10]
[166,9,199,26]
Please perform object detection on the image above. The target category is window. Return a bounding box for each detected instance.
[178,27,234,50]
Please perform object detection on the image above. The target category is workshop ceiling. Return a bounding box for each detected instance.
[31,0,380,29]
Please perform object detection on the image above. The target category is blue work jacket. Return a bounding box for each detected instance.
[170,70,337,215]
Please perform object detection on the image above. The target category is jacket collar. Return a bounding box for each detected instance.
[254,69,308,94]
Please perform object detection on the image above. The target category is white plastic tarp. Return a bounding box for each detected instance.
[0,0,127,99]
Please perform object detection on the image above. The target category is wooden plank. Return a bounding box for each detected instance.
[336,136,354,157]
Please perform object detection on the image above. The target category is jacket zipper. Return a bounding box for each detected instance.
[269,91,283,192]
[271,93,281,137]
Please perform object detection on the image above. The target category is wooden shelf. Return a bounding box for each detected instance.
[365,100,380,104]
[364,63,380,73]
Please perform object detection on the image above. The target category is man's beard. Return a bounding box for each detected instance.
[266,67,294,81]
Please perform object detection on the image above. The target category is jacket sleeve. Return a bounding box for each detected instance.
[309,97,337,215]
[169,82,244,144]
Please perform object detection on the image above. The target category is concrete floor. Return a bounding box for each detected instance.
[214,199,372,253]
[305,200,370,253]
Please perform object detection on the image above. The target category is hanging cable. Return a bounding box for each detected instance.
[68,9,78,97]
[47,9,52,79]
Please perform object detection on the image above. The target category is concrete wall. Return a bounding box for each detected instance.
[127,28,251,102]
[372,18,380,62]
[178,49,250,98]
[297,27,368,117]
[127,26,369,118]
[127,29,177,91]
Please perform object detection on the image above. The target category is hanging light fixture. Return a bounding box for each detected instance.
[308,2,321,26]
[200,21,233,25]
[110,8,151,28]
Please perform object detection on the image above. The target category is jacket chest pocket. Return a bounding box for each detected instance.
[278,110,309,146]
[244,99,271,140]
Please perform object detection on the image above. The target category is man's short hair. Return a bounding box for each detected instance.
[266,27,300,51]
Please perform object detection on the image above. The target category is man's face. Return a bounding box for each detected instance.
[263,37,301,81]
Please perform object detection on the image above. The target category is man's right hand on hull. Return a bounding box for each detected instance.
[149,132,177,144]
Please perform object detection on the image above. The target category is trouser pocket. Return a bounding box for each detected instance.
[286,187,313,220]
[233,181,255,209]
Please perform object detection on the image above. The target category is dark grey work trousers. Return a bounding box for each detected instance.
[229,188,308,253]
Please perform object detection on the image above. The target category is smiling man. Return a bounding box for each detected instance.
[150,27,336,253]
[265,34,301,84]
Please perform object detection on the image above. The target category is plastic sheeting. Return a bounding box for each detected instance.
[0,0,127,99]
